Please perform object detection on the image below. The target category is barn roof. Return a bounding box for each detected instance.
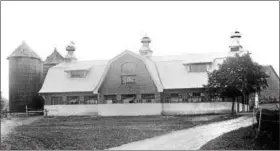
[39,60,108,93]
[44,48,65,64]
[155,60,209,89]
[7,41,42,60]
[40,50,245,93]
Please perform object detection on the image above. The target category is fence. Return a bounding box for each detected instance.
[0,105,44,118]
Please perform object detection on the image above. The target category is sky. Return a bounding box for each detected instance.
[1,1,279,99]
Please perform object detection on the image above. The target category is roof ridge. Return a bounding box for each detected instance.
[153,51,227,57]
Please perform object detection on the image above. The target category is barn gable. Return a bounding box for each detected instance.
[94,50,164,93]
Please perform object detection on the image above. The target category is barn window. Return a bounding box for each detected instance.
[186,63,210,72]
[265,71,271,76]
[187,92,202,102]
[193,92,201,97]
[51,96,63,105]
[104,95,117,104]
[121,62,136,74]
[70,71,88,78]
[84,95,98,104]
[67,96,80,104]
[169,93,182,103]
[141,94,155,103]
[121,75,136,84]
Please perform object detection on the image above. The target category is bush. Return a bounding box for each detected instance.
[255,109,279,146]
[31,94,45,110]
[255,130,279,149]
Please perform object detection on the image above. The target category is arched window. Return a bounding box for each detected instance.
[121,62,136,74]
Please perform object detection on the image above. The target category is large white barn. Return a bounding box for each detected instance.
[38,31,273,116]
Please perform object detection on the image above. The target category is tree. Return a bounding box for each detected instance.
[31,94,45,110]
[204,52,268,113]
[1,97,8,111]
[1,99,5,111]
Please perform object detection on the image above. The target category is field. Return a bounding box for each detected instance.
[1,114,239,150]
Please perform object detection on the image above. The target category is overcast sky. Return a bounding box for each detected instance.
[1,1,279,99]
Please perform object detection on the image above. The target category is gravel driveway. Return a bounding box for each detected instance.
[109,116,255,150]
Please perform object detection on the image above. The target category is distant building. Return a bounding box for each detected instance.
[259,65,280,103]
[43,48,65,82]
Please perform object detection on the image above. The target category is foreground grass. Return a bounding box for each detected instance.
[1,114,240,150]
[200,124,280,150]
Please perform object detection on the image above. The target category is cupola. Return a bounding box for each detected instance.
[65,41,77,63]
[229,30,243,52]
[139,35,153,58]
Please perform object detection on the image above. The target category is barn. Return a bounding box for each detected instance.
[38,31,279,116]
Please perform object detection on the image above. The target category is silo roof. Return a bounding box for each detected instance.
[44,48,65,64]
[7,41,42,60]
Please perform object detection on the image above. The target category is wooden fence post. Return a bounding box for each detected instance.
[25,105,28,117]
[252,107,255,128]
[44,109,48,117]
[258,108,262,132]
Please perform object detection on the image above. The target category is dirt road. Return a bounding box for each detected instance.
[109,116,255,150]
[1,116,42,140]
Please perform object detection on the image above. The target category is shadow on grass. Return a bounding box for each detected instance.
[200,124,280,150]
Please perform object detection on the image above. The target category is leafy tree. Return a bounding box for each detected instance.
[204,52,268,113]
[1,96,8,111]
[31,94,45,110]
[1,99,5,111]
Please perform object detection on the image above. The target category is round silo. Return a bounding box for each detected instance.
[7,41,43,112]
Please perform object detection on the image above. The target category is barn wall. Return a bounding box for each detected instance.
[44,102,248,116]
[44,105,98,116]
[99,53,158,103]
[42,92,97,105]
[259,66,280,102]
[162,88,205,103]
[162,102,247,115]
[98,104,162,116]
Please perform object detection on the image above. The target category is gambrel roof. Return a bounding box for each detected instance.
[93,50,164,93]
[39,49,247,94]
[40,60,108,93]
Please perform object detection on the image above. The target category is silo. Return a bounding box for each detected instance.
[7,41,43,112]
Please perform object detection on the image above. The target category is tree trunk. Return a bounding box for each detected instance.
[231,97,236,114]
[247,95,249,111]
[242,92,246,112]
[237,96,239,112]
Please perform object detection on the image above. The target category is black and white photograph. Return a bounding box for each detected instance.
[1,1,279,150]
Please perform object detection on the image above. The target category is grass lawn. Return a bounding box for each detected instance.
[1,114,240,150]
[200,124,280,150]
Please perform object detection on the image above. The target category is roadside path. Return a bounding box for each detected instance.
[1,116,42,141]
[109,116,255,150]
